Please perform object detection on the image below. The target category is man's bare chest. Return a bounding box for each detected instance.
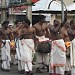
[36,25,46,31]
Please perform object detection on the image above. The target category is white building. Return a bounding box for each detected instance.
[0,0,75,25]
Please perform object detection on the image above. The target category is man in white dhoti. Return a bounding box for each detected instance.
[70,39,75,75]
[49,39,66,75]
[1,21,11,71]
[33,15,50,73]
[15,18,36,75]
[67,19,75,75]
[14,20,25,74]
[16,38,25,74]
[5,20,24,73]
[61,22,71,75]
[19,39,35,75]
[1,40,11,71]
[35,36,50,73]
[49,11,67,75]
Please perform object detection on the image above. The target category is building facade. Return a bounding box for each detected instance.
[50,0,75,24]
[0,0,75,25]
[57,0,73,5]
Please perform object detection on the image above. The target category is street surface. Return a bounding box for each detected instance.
[0,64,48,75]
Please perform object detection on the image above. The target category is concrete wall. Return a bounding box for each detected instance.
[50,0,75,25]
[50,14,75,25]
[57,0,73,5]
[8,15,16,25]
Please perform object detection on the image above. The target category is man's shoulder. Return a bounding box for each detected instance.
[33,23,39,28]
[29,27,35,31]
[49,25,54,29]
[33,23,38,25]
[61,27,65,30]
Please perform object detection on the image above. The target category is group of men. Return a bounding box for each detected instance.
[0,18,35,75]
[0,13,75,75]
[49,11,75,75]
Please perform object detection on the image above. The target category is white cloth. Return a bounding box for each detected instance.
[20,39,34,62]
[36,36,49,67]
[1,40,11,70]
[49,66,65,75]
[36,52,49,67]
[16,39,24,71]
[70,39,75,75]
[16,39,21,60]
[49,39,66,74]
[16,39,34,71]
[36,36,49,42]
[25,62,32,72]
[71,67,75,75]
[65,57,71,71]
[70,39,75,66]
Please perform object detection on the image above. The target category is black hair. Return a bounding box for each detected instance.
[38,15,46,21]
[2,21,9,26]
[2,21,9,29]
[24,18,31,26]
[15,19,22,24]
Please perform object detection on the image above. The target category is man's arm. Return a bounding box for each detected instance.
[61,10,67,28]
[50,25,60,33]
[8,25,23,33]
[33,28,38,42]
[46,25,51,39]
[0,28,9,39]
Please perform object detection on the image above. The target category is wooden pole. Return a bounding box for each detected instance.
[1,0,7,26]
[26,0,32,26]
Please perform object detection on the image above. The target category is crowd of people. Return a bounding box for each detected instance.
[0,12,75,75]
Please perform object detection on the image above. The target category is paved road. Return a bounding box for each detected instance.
[0,64,48,75]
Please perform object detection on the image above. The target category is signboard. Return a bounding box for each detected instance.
[9,0,39,14]
[9,6,27,14]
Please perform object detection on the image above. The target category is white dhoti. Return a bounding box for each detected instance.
[1,40,11,70]
[16,39,24,71]
[49,39,66,75]
[65,56,71,71]
[16,39,34,72]
[65,47,71,72]
[36,52,49,67]
[70,39,75,75]
[36,36,49,68]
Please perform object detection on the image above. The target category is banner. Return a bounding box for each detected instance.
[32,0,39,3]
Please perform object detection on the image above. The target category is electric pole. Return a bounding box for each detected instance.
[26,0,32,25]
[61,0,64,22]
[1,0,7,25]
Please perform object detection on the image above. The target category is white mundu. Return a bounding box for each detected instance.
[49,39,66,75]
[36,36,49,68]
[1,40,11,70]
[16,39,24,71]
[16,39,34,72]
[70,39,75,75]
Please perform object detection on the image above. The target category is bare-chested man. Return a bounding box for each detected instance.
[49,10,67,75]
[11,20,25,74]
[15,18,36,75]
[61,22,71,75]
[0,20,23,72]
[1,21,11,71]
[61,22,70,42]
[4,20,24,73]
[67,19,75,75]
[33,15,50,73]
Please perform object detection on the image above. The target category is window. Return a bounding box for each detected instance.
[21,0,27,3]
